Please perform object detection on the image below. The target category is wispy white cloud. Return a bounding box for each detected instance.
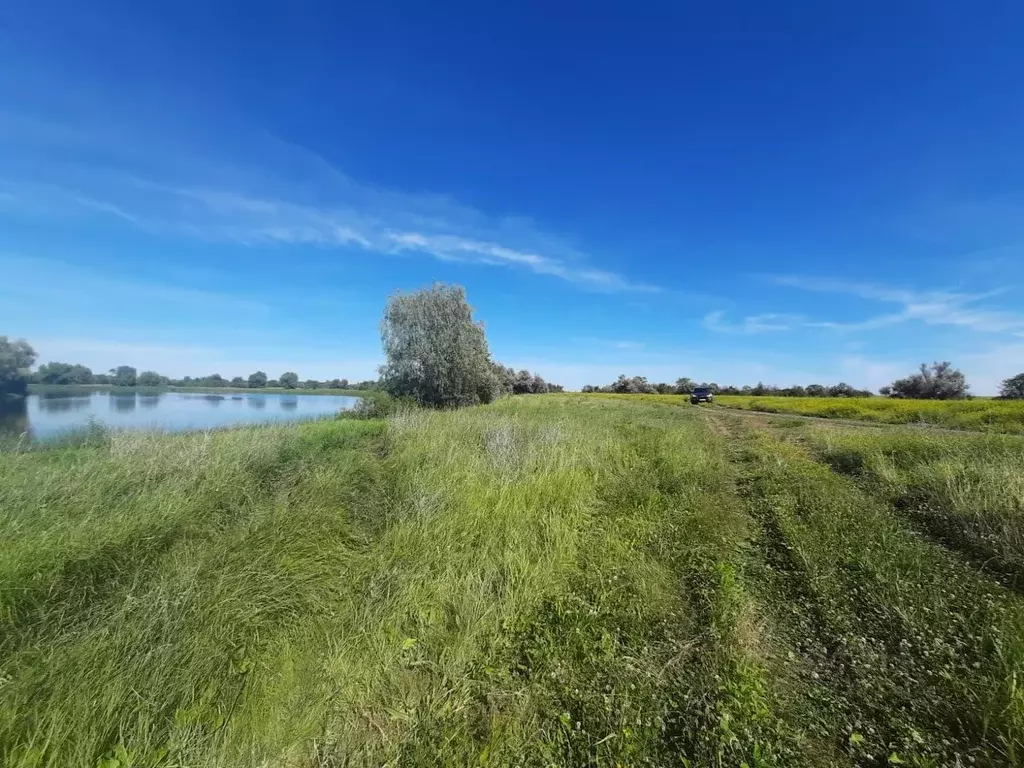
[72,195,140,223]
[570,337,646,350]
[704,274,1024,340]
[0,255,270,315]
[770,275,1024,334]
[134,184,659,292]
[0,115,656,294]
[703,310,807,334]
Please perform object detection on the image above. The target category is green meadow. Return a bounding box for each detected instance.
[716,394,1024,433]
[3,394,1024,766]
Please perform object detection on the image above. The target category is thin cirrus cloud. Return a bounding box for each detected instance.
[702,310,808,334]
[124,183,661,294]
[570,337,646,350]
[0,109,657,295]
[2,177,662,293]
[71,195,140,224]
[704,275,1024,336]
[770,275,1024,334]
[0,255,269,316]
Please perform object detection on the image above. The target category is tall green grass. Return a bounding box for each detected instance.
[5,396,1024,765]
[717,395,1024,433]
[1,420,386,766]
[1,396,756,766]
[730,422,1024,764]
[799,426,1024,586]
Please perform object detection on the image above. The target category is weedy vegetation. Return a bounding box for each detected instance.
[4,392,1024,766]
[717,394,1024,433]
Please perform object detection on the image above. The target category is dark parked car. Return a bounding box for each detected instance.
[690,387,714,405]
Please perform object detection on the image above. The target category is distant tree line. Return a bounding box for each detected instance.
[18,353,381,392]
[492,364,564,396]
[4,320,566,409]
[7,327,1024,405]
[580,362,1011,401]
[581,375,875,398]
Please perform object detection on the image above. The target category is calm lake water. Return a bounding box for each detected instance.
[0,391,361,442]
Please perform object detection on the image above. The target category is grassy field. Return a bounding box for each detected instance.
[3,394,1024,766]
[716,394,1024,433]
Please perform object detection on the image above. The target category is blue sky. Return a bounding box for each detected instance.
[2,1,1023,392]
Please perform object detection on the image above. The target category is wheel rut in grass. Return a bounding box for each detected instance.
[704,409,1024,765]
[762,417,1024,597]
[485,412,809,766]
[703,411,865,763]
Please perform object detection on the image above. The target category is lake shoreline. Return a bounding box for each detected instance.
[28,383,376,397]
[3,389,364,444]
[4,410,359,452]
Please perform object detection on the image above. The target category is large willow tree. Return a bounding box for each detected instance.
[380,284,497,408]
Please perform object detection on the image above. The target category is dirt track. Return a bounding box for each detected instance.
[702,403,982,435]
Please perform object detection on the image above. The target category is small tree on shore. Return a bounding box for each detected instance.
[248,371,268,388]
[883,361,969,400]
[380,284,497,408]
[137,370,164,387]
[109,366,137,387]
[0,336,37,398]
[279,372,299,389]
[999,373,1024,399]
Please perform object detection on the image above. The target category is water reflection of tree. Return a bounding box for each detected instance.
[138,395,161,410]
[203,395,224,407]
[247,396,267,410]
[280,397,298,411]
[110,394,137,413]
[39,394,92,413]
[0,398,30,442]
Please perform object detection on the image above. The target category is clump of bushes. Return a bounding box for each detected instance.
[881,362,969,400]
[340,391,416,420]
[491,364,563,396]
